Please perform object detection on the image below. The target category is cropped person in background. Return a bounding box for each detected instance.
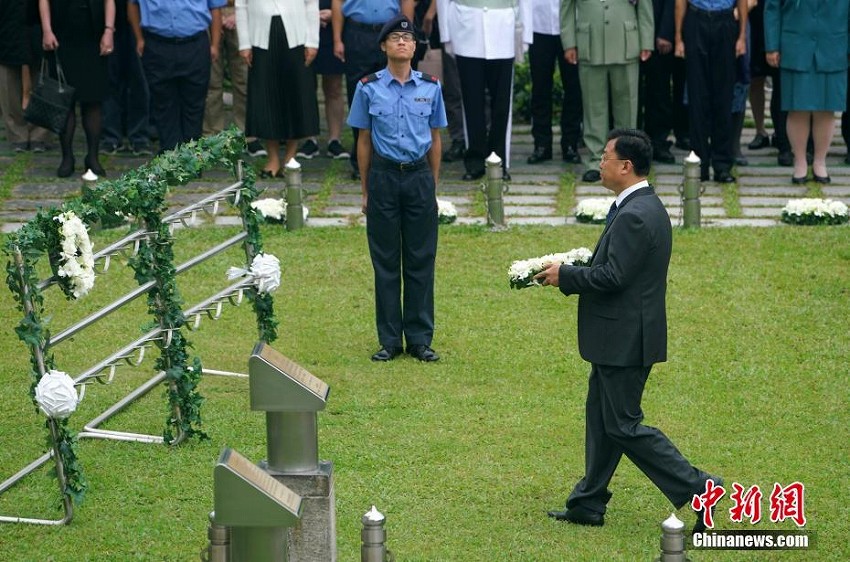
[39,0,116,177]
[237,0,320,177]
[765,0,849,184]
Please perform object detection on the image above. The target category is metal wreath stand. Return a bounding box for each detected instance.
[0,159,274,525]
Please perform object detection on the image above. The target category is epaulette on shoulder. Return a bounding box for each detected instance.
[360,73,380,84]
[420,73,439,84]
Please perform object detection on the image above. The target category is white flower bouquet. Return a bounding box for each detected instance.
[53,210,96,299]
[781,198,849,226]
[575,197,616,224]
[251,198,309,224]
[509,247,593,289]
[227,252,281,294]
[437,198,458,224]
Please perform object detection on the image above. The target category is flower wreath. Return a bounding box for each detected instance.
[52,211,96,299]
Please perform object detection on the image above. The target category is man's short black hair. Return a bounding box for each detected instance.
[607,128,652,177]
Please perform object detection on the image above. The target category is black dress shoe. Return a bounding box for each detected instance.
[502,170,511,181]
[581,169,601,182]
[57,157,75,178]
[562,144,581,163]
[547,505,604,526]
[527,146,552,164]
[351,169,361,181]
[747,133,771,150]
[693,477,724,534]
[371,346,403,362]
[844,153,850,165]
[85,156,106,177]
[813,173,831,184]
[407,344,439,362]
[777,150,793,167]
[443,139,465,162]
[714,172,736,184]
[653,144,675,164]
[462,170,485,181]
[791,175,808,185]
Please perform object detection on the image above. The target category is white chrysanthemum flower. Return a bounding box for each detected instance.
[54,211,95,298]
[575,197,616,223]
[34,370,79,419]
[781,198,849,225]
[251,198,286,221]
[437,198,458,224]
[508,247,593,289]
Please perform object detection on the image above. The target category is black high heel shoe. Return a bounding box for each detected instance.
[57,157,75,178]
[85,156,106,177]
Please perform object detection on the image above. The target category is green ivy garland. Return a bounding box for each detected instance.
[3,128,277,506]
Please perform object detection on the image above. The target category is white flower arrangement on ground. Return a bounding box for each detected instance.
[575,197,616,224]
[781,198,849,226]
[54,210,95,299]
[509,247,593,289]
[227,252,281,294]
[250,198,309,224]
[34,370,79,419]
[437,198,458,224]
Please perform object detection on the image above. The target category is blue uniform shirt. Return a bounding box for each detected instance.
[342,0,402,25]
[348,68,448,162]
[688,0,736,10]
[129,0,227,38]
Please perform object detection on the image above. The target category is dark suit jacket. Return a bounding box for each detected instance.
[653,0,675,43]
[558,186,672,367]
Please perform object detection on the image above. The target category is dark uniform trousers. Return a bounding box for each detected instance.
[141,31,211,153]
[567,363,712,513]
[455,55,514,175]
[367,154,438,348]
[343,20,389,172]
[529,32,583,153]
[640,51,688,148]
[682,5,737,176]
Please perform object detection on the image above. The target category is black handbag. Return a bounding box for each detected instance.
[24,52,75,135]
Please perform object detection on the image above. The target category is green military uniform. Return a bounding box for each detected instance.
[560,0,654,164]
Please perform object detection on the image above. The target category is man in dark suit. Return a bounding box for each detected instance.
[535,128,719,531]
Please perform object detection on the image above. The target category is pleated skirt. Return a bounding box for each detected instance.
[245,16,319,140]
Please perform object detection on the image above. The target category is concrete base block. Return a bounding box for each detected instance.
[262,460,337,562]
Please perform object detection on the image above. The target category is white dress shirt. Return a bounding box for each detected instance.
[437,0,533,59]
[531,0,560,36]
[235,0,320,51]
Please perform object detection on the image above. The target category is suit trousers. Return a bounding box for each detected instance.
[455,55,514,174]
[566,363,711,514]
[142,32,211,153]
[102,23,151,147]
[343,21,388,172]
[440,50,465,143]
[366,157,438,348]
[204,25,247,135]
[529,32,583,152]
[639,51,688,147]
[682,7,737,175]
[579,62,639,161]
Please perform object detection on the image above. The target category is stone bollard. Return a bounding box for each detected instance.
[361,506,393,562]
[656,513,690,562]
[200,511,229,562]
[285,158,305,231]
[680,151,703,228]
[483,152,506,229]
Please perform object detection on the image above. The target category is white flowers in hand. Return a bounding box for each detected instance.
[509,247,593,289]
[227,252,281,294]
[35,370,79,419]
[54,211,95,298]
[575,198,616,224]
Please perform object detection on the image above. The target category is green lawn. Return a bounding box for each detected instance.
[0,224,847,561]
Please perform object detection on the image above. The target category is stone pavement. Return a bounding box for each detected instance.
[3,122,850,233]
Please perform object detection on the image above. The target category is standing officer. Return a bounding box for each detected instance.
[347,15,448,362]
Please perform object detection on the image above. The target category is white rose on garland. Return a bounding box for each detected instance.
[251,198,309,224]
[53,210,95,299]
[437,198,458,224]
[509,247,593,289]
[35,370,79,419]
[575,197,616,224]
[781,198,849,226]
[227,252,281,294]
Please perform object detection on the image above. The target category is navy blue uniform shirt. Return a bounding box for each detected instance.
[347,68,448,162]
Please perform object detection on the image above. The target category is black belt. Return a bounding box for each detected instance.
[687,4,734,17]
[144,30,207,44]
[346,18,386,32]
[373,153,428,172]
